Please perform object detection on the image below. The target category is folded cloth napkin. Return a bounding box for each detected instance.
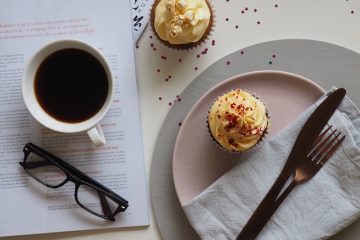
[183,89,360,240]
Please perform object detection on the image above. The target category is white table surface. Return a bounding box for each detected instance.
[9,0,360,239]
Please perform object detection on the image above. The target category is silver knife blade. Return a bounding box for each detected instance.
[237,88,346,240]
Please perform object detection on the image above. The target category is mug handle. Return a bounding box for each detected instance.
[87,124,106,147]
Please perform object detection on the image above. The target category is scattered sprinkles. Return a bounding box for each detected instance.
[201,48,208,54]
[146,1,291,109]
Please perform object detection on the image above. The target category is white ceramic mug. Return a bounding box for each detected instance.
[22,39,114,147]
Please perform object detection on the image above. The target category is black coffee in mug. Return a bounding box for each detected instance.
[34,48,109,123]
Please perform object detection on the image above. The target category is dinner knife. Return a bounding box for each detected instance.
[237,88,346,240]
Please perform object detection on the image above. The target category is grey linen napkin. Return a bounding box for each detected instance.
[182,90,360,240]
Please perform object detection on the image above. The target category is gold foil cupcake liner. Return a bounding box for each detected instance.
[149,0,216,51]
[207,88,271,154]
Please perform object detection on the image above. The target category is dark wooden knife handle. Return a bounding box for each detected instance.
[236,173,291,240]
[237,180,297,240]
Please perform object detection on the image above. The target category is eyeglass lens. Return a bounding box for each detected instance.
[76,183,120,217]
[24,149,121,219]
[25,151,67,187]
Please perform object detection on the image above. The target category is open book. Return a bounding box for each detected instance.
[0,0,148,236]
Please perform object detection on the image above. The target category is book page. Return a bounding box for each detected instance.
[0,0,148,237]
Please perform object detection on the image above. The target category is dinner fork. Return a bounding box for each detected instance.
[237,125,345,240]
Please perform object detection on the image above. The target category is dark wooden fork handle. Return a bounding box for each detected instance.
[237,180,297,240]
[236,173,292,240]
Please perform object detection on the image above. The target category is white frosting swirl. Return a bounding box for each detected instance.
[154,0,211,44]
[208,89,269,152]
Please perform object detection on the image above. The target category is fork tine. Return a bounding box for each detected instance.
[318,134,345,166]
[314,131,341,161]
[313,125,332,146]
[308,127,337,159]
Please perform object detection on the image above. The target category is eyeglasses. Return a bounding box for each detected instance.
[19,142,129,222]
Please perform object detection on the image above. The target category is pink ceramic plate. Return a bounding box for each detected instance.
[173,70,325,205]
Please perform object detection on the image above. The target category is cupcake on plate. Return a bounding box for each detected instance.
[208,89,269,152]
[150,0,214,50]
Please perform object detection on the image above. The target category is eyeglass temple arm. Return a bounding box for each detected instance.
[97,191,115,221]
[19,161,53,169]
[24,143,129,208]
[67,167,129,208]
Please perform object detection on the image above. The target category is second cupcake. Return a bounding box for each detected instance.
[208,89,269,152]
[150,0,214,50]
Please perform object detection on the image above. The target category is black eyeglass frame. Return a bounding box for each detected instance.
[19,142,129,222]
